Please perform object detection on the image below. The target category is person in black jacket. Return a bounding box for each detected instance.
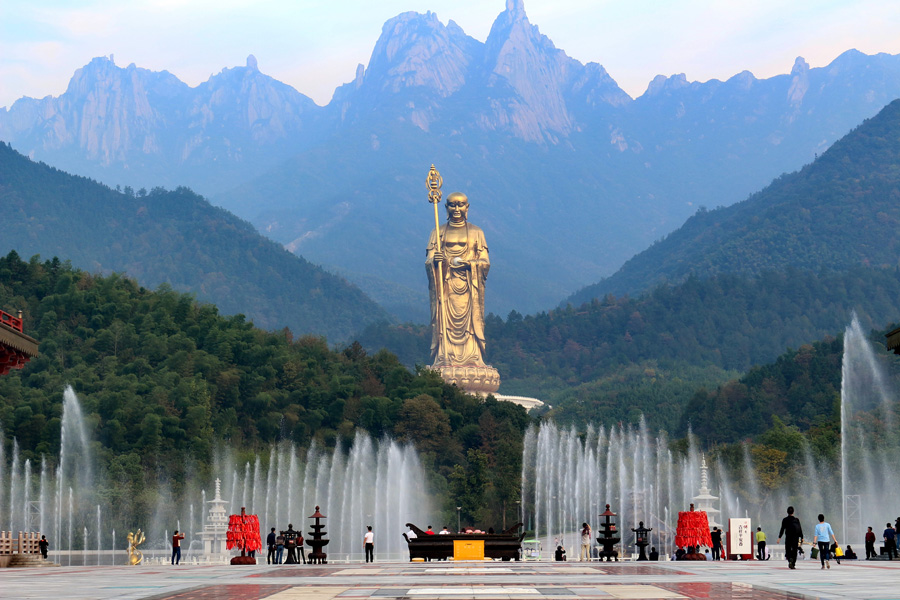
[777,506,804,569]
[710,527,723,560]
[267,528,277,564]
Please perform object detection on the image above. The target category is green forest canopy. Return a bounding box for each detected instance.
[0,251,527,527]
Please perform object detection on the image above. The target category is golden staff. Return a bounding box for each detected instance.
[427,164,449,365]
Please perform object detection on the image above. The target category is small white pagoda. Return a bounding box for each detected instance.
[692,455,721,529]
[198,478,230,562]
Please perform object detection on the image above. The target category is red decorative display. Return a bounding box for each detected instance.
[227,511,262,554]
[674,505,712,550]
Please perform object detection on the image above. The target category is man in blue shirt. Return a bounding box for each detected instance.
[884,523,898,559]
[814,514,838,569]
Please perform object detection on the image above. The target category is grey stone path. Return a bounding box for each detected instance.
[2,559,900,600]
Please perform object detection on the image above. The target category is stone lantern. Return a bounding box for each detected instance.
[632,521,652,561]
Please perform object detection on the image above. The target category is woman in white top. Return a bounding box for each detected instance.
[364,526,374,563]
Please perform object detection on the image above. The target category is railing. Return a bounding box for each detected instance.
[0,531,41,555]
[0,310,23,333]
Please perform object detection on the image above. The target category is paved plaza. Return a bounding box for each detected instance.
[3,559,900,600]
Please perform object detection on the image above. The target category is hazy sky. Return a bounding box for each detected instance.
[2,0,900,109]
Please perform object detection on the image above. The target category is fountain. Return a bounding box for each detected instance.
[0,386,432,564]
[840,314,900,543]
[521,315,900,553]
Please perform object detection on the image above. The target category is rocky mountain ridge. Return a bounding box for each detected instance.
[4,1,900,319]
[0,54,323,194]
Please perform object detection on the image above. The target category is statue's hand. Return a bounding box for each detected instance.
[451,257,469,269]
[432,251,445,264]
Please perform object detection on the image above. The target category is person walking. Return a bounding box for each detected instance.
[814,514,838,569]
[777,506,804,569]
[364,526,374,563]
[171,530,185,565]
[884,523,898,559]
[755,527,767,561]
[267,528,277,564]
[710,527,723,561]
[38,535,49,560]
[580,523,592,561]
[865,526,877,560]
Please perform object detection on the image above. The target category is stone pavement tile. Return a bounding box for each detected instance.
[337,588,379,597]
[266,586,349,600]
[424,568,516,574]
[249,568,334,577]
[335,569,386,575]
[656,582,806,599]
[406,587,540,595]
[143,584,293,600]
[585,585,686,599]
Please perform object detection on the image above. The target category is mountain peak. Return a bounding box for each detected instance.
[791,56,809,76]
[505,0,527,18]
[482,0,580,140]
[788,57,810,108]
[644,73,689,96]
[360,10,477,99]
[246,54,259,71]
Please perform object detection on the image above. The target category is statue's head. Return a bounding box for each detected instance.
[445,192,469,223]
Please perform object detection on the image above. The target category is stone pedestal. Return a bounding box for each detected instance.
[436,364,500,396]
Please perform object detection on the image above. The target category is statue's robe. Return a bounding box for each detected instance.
[426,222,490,366]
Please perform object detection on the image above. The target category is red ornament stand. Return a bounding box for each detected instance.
[674,504,712,552]
[227,509,261,565]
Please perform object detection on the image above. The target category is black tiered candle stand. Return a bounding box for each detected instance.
[596,504,620,562]
[305,505,329,564]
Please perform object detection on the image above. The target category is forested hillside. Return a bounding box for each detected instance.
[360,266,900,432]
[0,143,387,342]
[0,252,526,526]
[568,98,900,304]
[4,250,894,532]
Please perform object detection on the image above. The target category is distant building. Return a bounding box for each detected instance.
[494,395,544,410]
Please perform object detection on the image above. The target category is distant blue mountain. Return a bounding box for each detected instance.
[4,0,900,320]
[566,98,900,305]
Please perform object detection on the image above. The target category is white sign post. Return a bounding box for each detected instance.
[728,518,752,558]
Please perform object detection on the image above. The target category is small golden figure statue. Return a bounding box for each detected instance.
[126,529,146,565]
[425,165,500,395]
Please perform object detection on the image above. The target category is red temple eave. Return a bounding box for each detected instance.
[0,322,39,376]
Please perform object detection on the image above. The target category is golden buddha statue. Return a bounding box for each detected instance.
[425,181,500,395]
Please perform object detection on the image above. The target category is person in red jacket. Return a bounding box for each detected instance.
[171,530,185,565]
[866,527,877,560]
